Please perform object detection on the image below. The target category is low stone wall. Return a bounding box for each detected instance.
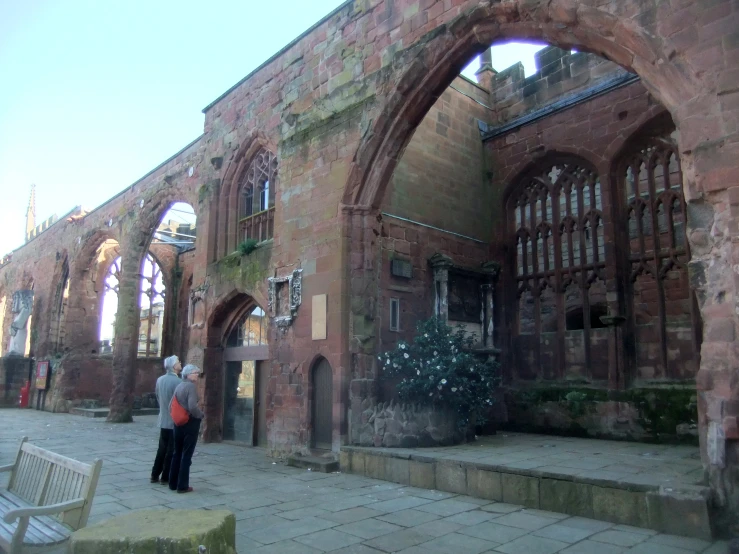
[0,356,30,407]
[505,386,699,444]
[349,398,466,448]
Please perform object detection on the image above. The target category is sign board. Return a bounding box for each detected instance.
[312,294,327,340]
[35,360,50,391]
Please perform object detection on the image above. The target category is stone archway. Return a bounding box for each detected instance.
[340,0,737,528]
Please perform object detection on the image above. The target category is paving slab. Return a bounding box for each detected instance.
[0,409,724,554]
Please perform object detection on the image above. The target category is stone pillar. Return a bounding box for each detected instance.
[429,253,453,323]
[108,248,143,423]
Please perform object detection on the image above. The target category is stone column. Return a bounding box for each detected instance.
[108,247,144,423]
[429,253,453,323]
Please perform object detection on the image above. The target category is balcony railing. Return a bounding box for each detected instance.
[239,207,274,243]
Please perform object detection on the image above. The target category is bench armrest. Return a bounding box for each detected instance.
[3,498,86,523]
[0,464,14,472]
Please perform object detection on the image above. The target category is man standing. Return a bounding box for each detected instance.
[151,355,182,484]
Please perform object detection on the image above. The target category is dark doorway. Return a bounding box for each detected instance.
[311,358,333,450]
[223,361,255,443]
[255,361,269,446]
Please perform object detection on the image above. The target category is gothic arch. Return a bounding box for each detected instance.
[343,2,700,211]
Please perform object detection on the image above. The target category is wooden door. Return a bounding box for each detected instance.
[312,358,333,450]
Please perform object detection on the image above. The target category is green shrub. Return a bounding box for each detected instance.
[238,239,259,256]
[379,317,500,429]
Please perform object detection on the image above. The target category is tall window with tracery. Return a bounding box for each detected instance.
[99,254,166,358]
[618,132,699,380]
[239,149,278,242]
[508,159,609,381]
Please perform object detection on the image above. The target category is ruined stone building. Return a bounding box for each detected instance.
[0,0,737,530]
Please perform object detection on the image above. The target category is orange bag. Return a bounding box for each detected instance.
[170,395,190,426]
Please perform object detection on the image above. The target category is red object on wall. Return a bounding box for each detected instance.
[19,381,30,408]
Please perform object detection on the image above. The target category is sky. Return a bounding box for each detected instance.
[0,0,544,258]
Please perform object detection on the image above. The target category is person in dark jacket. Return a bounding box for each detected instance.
[168,364,204,493]
[150,355,182,484]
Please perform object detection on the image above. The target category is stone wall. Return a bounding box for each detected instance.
[349,397,465,448]
[0,357,31,407]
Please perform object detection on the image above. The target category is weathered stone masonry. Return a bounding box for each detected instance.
[0,0,738,530]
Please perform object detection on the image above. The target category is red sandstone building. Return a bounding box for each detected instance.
[0,0,737,533]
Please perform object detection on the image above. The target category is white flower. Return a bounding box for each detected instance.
[452,357,456,363]
[416,370,420,375]
[393,363,398,368]
[400,343,406,350]
[377,356,382,361]
[470,368,474,372]
[386,359,390,365]
[433,351,438,357]
[424,333,428,338]
[451,387,458,392]
[403,353,409,359]
[429,375,434,380]
[441,379,447,384]
[437,385,442,390]
[436,365,440,369]
[429,392,433,396]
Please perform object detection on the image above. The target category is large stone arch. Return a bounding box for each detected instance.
[340,0,737,526]
[343,2,702,209]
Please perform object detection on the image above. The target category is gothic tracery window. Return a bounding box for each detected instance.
[239,149,278,242]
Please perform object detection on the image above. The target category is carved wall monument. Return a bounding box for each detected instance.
[7,290,34,357]
[268,269,302,329]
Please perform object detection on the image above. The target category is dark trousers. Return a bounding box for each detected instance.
[169,418,201,491]
[151,428,175,481]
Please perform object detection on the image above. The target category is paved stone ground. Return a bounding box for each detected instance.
[0,410,727,554]
[357,432,704,489]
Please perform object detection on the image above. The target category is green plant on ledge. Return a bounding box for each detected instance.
[379,317,500,429]
[238,239,259,256]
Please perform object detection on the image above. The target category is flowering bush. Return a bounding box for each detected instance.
[379,317,500,429]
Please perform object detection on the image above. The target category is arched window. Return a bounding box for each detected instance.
[507,158,608,381]
[226,306,269,347]
[99,253,167,358]
[239,149,277,242]
[139,254,165,357]
[616,131,700,380]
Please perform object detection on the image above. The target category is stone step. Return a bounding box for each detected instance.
[340,446,713,541]
[286,454,340,473]
[70,407,159,418]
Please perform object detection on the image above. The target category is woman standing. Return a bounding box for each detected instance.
[168,364,203,493]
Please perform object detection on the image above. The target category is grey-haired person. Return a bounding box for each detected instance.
[168,364,204,493]
[150,355,182,483]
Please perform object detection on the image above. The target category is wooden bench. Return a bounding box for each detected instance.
[0,437,102,554]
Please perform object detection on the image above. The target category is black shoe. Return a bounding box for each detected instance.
[177,487,194,494]
[150,478,159,483]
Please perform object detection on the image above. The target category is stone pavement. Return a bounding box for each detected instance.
[347,431,704,489]
[0,410,727,554]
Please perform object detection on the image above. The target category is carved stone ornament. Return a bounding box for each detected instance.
[8,290,34,356]
[268,268,303,329]
[188,279,210,329]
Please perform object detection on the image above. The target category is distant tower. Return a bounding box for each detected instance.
[25,184,36,242]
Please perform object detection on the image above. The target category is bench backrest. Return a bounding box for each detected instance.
[7,438,102,529]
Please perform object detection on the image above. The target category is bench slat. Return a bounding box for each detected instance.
[0,493,71,546]
[20,443,91,475]
[1,492,73,539]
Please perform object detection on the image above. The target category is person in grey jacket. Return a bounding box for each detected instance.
[168,364,204,493]
[150,355,182,484]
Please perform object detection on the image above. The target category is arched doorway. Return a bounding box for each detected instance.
[311,357,333,450]
[221,302,269,445]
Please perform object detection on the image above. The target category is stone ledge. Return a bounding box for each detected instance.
[69,509,236,554]
[340,447,712,540]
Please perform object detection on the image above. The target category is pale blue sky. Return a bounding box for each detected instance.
[0,0,543,257]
